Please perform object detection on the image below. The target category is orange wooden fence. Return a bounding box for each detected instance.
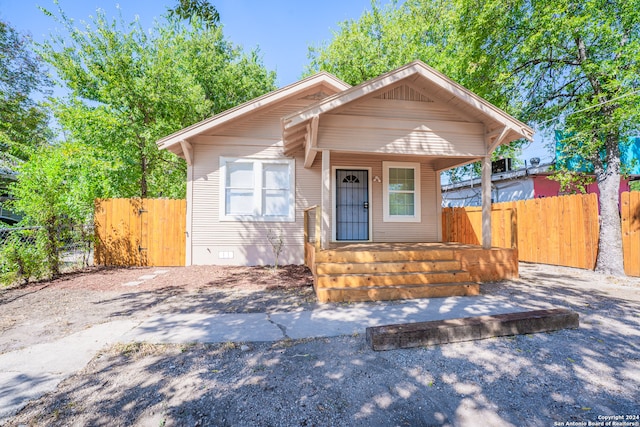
[622,192,640,276]
[442,206,517,248]
[95,198,186,267]
[443,193,600,271]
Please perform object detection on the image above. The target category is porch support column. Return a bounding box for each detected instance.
[481,155,492,249]
[482,126,509,249]
[321,149,331,250]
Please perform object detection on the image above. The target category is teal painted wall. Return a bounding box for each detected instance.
[555,132,640,174]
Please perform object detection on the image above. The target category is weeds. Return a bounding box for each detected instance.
[111,342,166,359]
[266,229,285,270]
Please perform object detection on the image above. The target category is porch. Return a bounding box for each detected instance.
[304,206,518,303]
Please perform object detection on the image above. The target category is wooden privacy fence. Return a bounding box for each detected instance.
[622,192,640,276]
[442,206,517,249]
[95,198,186,267]
[443,193,600,271]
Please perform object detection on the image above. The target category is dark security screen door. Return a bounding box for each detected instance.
[336,169,369,240]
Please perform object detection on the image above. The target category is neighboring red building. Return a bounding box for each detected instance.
[531,174,631,199]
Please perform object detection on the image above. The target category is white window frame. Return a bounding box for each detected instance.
[219,157,295,222]
[383,161,421,223]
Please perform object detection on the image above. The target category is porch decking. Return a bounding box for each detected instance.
[304,242,518,303]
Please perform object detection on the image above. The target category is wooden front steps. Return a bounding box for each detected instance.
[312,244,480,303]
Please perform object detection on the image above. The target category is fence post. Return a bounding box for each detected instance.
[304,210,309,245]
[315,207,321,252]
[510,208,518,249]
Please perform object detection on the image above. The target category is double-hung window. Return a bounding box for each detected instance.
[383,161,421,222]
[220,157,295,221]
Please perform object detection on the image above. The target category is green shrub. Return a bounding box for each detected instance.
[0,229,46,286]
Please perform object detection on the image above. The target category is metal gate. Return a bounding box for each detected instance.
[335,169,369,240]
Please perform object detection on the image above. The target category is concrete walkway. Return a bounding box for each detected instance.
[0,294,535,423]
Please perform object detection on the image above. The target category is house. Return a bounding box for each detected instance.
[0,170,20,225]
[157,61,534,302]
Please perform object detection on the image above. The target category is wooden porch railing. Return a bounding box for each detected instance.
[303,205,321,268]
[442,206,518,249]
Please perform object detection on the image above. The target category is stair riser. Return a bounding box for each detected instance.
[315,250,456,263]
[316,260,462,275]
[316,272,471,288]
[316,284,480,303]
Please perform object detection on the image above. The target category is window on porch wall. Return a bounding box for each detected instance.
[383,161,421,222]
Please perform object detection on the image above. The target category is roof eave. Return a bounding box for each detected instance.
[282,60,535,144]
[157,72,351,151]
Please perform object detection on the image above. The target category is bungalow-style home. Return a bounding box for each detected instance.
[157,61,534,302]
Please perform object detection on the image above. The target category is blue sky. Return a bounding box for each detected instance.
[0,0,551,163]
[0,0,381,87]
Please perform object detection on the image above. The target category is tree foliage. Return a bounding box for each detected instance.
[308,0,461,84]
[168,0,220,29]
[0,228,47,286]
[8,142,108,276]
[306,0,525,181]
[457,0,640,275]
[0,20,50,172]
[2,5,276,281]
[310,0,639,274]
[38,6,276,198]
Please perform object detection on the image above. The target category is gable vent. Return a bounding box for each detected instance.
[375,85,434,102]
[301,91,331,100]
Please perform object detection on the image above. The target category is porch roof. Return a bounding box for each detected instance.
[282,61,534,169]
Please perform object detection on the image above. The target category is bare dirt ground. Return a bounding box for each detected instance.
[0,265,316,355]
[2,263,640,426]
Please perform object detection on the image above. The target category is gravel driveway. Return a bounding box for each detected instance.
[1,263,639,426]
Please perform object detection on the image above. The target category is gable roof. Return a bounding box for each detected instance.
[282,61,534,153]
[156,72,351,154]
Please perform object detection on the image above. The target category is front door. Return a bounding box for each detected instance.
[336,169,369,241]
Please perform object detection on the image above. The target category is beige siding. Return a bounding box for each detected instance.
[190,145,439,265]
[191,141,321,265]
[339,98,468,122]
[208,102,305,138]
[330,154,439,244]
[203,91,328,139]
[188,88,448,266]
[188,94,327,265]
[318,98,486,157]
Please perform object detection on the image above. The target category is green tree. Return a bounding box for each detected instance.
[458,0,640,275]
[0,20,50,173]
[168,0,220,29]
[9,142,111,276]
[306,0,525,181]
[39,5,276,198]
[310,0,639,274]
[307,1,459,84]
